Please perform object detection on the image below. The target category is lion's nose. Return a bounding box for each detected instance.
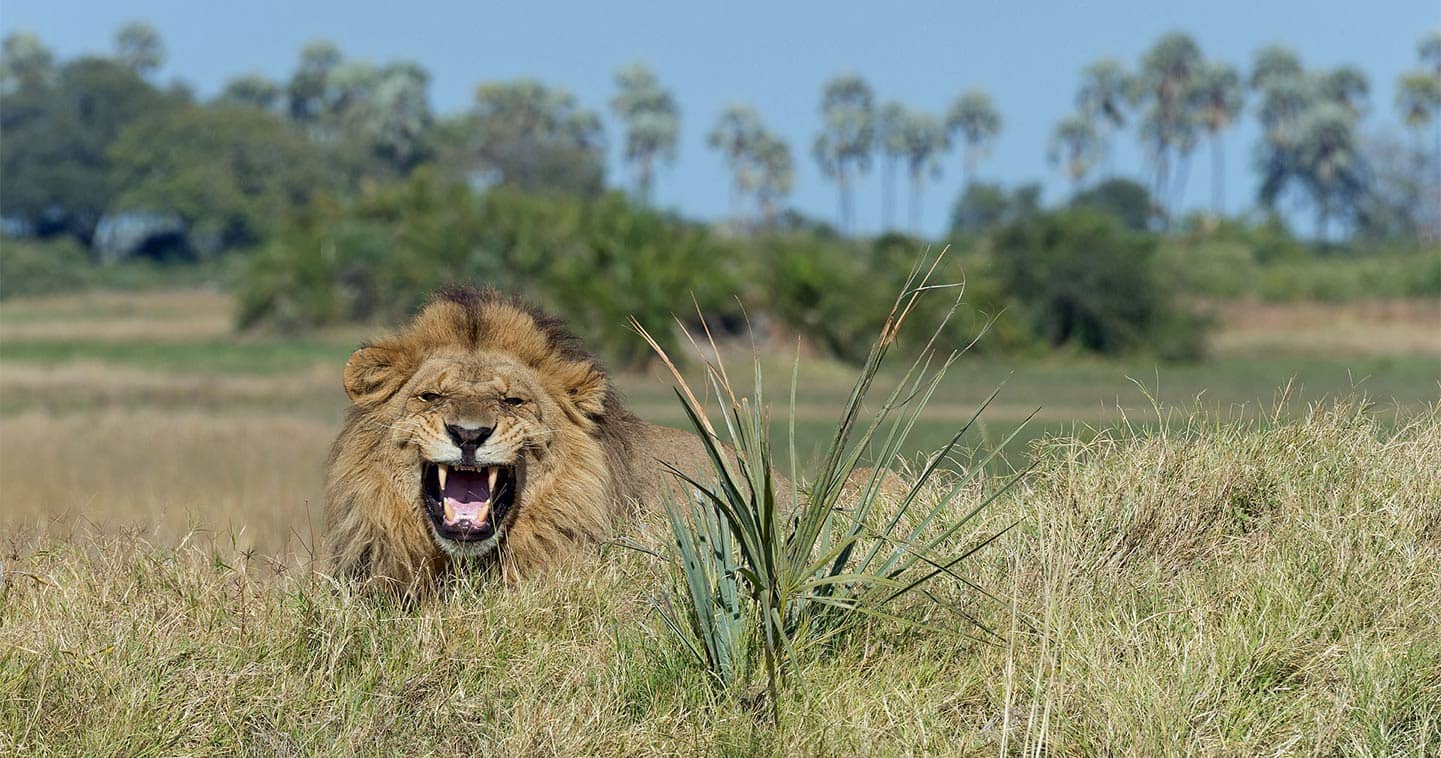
[446,424,493,450]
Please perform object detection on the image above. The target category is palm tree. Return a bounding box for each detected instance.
[753,132,794,225]
[114,21,164,78]
[945,90,1002,190]
[1249,45,1304,92]
[875,101,908,231]
[1420,30,1441,77]
[1397,32,1441,177]
[609,63,680,205]
[1256,73,1316,135]
[287,40,343,135]
[812,75,875,232]
[1318,65,1369,116]
[708,104,764,219]
[0,32,55,94]
[1190,61,1244,214]
[1397,71,1441,155]
[218,74,283,112]
[894,109,947,233]
[1138,32,1203,215]
[1075,59,1135,176]
[1048,114,1102,193]
[1293,102,1364,241]
[364,62,433,174]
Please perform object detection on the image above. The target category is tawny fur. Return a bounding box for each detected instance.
[325,286,711,594]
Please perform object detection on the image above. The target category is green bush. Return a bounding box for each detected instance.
[1,237,232,299]
[992,210,1208,359]
[1257,254,1441,302]
[756,233,884,361]
[236,172,737,366]
[1156,240,1259,299]
[1069,178,1156,232]
[757,232,1006,363]
[0,238,91,299]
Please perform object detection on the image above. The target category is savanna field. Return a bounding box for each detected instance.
[0,288,1438,754]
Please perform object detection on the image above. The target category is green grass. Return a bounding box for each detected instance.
[0,337,356,376]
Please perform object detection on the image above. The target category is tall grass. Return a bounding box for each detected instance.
[635,251,1032,721]
[4,401,1439,753]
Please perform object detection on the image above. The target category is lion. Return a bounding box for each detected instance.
[325,285,711,593]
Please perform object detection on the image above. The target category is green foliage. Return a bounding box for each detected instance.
[639,258,1025,720]
[0,237,90,298]
[610,63,680,204]
[109,106,335,253]
[1070,178,1156,231]
[1255,254,1441,301]
[994,210,1206,358]
[813,75,875,230]
[757,233,1002,362]
[1,31,55,92]
[757,234,878,360]
[237,173,735,366]
[113,22,165,77]
[455,80,606,197]
[945,89,1003,189]
[0,237,231,299]
[949,181,1041,237]
[0,56,185,243]
[1049,113,1103,189]
[706,105,794,224]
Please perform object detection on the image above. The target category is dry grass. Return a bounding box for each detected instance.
[1,411,331,556]
[2,403,1438,755]
[1212,299,1441,357]
[0,290,233,341]
[2,289,1439,753]
[0,362,342,414]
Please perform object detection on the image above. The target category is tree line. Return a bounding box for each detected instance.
[2,23,1438,260]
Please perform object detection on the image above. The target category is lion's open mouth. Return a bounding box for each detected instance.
[421,462,518,542]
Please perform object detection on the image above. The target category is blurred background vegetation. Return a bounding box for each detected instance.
[1,23,1438,369]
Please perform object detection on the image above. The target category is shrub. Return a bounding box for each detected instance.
[0,237,231,299]
[992,210,1208,358]
[0,237,91,299]
[1155,240,1258,299]
[236,172,737,366]
[759,233,1004,362]
[756,233,885,361]
[1069,178,1156,232]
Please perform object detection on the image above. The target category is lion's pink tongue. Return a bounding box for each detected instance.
[442,469,492,527]
[444,497,489,526]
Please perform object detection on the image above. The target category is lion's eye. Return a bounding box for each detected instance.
[503,396,525,406]
[418,392,443,403]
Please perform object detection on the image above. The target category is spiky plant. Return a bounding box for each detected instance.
[634,250,1032,722]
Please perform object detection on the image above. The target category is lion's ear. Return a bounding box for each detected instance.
[565,366,609,420]
[343,346,410,407]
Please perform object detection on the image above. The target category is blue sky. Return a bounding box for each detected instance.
[3,1,1436,237]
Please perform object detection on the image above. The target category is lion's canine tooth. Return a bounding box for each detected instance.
[443,499,455,523]
[437,464,448,491]
[488,466,499,495]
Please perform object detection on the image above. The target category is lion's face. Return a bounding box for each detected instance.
[328,289,627,588]
[390,351,562,557]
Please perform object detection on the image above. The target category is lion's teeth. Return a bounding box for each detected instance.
[443,499,455,523]
[488,466,498,493]
[437,464,448,491]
